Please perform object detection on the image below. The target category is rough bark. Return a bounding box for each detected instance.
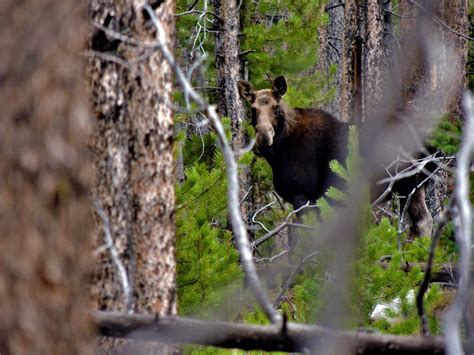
[320,1,469,121]
[88,0,177,322]
[363,0,386,120]
[399,0,468,119]
[94,311,474,354]
[317,1,345,118]
[0,1,93,353]
[213,0,253,230]
[339,0,387,123]
[213,0,245,141]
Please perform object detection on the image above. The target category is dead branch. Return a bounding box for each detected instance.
[273,251,319,307]
[396,164,443,248]
[94,311,474,354]
[417,199,454,336]
[255,250,290,263]
[251,200,276,233]
[251,202,318,249]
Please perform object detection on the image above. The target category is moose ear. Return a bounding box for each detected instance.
[272,76,287,100]
[237,80,255,103]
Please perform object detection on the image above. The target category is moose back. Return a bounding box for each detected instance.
[238,76,433,237]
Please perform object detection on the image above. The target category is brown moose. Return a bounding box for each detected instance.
[238,76,433,238]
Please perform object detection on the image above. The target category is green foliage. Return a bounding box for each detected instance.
[175,2,465,354]
[353,218,456,335]
[242,0,334,106]
[176,115,261,325]
[428,115,463,155]
[177,134,244,317]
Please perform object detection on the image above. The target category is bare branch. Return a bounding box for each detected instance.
[92,200,133,313]
[444,92,474,355]
[417,199,453,336]
[141,4,281,324]
[396,165,443,248]
[255,250,291,264]
[250,202,318,249]
[273,251,319,307]
[251,201,276,233]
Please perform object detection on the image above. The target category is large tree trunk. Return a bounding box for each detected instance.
[0,1,93,353]
[322,0,469,124]
[88,0,177,324]
[399,0,468,119]
[338,0,386,124]
[213,0,253,232]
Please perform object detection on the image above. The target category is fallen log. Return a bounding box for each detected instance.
[93,311,474,354]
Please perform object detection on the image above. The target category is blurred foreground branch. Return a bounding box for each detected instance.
[444,92,474,355]
[94,311,473,354]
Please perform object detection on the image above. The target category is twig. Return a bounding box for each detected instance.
[239,49,256,57]
[396,165,442,249]
[235,137,256,157]
[175,9,223,23]
[183,115,206,168]
[92,199,133,313]
[325,2,345,12]
[444,92,474,355]
[255,250,291,263]
[409,0,474,41]
[377,155,452,185]
[251,201,276,233]
[372,153,453,207]
[239,186,253,205]
[273,251,319,307]
[142,4,281,324]
[250,202,318,249]
[416,199,453,336]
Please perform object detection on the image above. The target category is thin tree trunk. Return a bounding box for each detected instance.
[213,0,253,232]
[0,1,93,353]
[317,1,345,118]
[87,0,177,348]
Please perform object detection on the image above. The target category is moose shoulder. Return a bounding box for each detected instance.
[238,76,433,237]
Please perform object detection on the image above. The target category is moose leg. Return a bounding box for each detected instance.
[401,187,433,239]
[288,196,311,250]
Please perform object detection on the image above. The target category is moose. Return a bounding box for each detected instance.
[238,76,434,238]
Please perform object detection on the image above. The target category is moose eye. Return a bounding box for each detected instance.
[258,97,270,105]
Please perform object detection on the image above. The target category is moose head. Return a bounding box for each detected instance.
[238,76,288,147]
